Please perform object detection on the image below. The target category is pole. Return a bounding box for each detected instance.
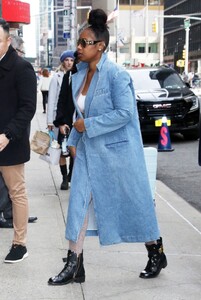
[184,18,190,74]
[115,0,119,63]
[70,0,77,50]
[145,0,149,58]
[129,0,132,64]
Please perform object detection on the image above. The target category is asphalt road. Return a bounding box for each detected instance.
[143,133,201,213]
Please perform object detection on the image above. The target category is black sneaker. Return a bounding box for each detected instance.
[4,244,28,263]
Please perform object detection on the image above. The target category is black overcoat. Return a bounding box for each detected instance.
[0,46,37,166]
[53,71,75,129]
[53,70,75,144]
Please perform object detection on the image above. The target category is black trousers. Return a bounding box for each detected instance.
[41,90,48,112]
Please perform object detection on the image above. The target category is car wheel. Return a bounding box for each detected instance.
[182,129,200,140]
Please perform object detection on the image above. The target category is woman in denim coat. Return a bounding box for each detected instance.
[48,9,167,286]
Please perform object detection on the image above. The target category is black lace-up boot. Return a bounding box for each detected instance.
[48,250,85,286]
[139,237,167,279]
[60,165,68,190]
[60,175,69,190]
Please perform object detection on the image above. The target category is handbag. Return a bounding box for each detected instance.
[30,131,50,155]
[39,131,61,165]
[39,146,61,165]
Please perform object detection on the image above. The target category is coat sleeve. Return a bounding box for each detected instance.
[84,70,135,138]
[53,73,68,127]
[66,126,82,147]
[47,74,59,125]
[53,72,75,129]
[3,61,37,140]
[37,76,42,91]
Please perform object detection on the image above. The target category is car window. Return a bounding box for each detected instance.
[128,69,186,90]
[155,72,186,89]
[129,70,160,90]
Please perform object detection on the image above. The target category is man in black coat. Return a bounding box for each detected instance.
[0,33,37,229]
[0,19,37,263]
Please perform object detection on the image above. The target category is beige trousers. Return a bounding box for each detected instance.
[0,164,28,246]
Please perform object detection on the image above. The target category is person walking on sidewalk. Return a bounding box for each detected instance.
[53,52,79,189]
[48,9,167,285]
[0,18,37,263]
[38,68,51,113]
[0,33,37,229]
[47,50,75,190]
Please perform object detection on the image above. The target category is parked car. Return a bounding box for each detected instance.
[127,66,200,140]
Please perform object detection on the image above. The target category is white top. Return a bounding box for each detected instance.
[77,93,86,113]
[38,76,52,91]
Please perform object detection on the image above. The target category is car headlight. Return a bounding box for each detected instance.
[189,95,199,111]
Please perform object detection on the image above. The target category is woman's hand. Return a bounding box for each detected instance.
[47,125,54,131]
[73,118,85,133]
[59,124,70,135]
[68,146,76,158]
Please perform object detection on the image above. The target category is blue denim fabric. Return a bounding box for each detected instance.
[66,54,160,245]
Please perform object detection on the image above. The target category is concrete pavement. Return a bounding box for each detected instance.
[0,93,201,300]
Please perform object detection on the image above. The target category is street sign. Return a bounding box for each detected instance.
[176,59,185,67]
[63,32,70,39]
[63,10,69,16]
[184,19,191,29]
[63,15,70,31]
[64,0,70,8]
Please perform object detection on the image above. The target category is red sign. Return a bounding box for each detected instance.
[2,0,30,24]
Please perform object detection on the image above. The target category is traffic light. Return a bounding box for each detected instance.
[152,20,158,33]
[182,49,186,59]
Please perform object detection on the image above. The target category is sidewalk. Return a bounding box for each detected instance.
[0,94,201,300]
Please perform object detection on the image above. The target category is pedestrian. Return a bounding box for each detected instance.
[0,33,37,229]
[38,68,51,113]
[0,18,37,262]
[53,51,79,188]
[47,50,75,190]
[48,9,167,285]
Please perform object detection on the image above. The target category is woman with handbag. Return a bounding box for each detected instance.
[48,9,167,286]
[47,51,75,190]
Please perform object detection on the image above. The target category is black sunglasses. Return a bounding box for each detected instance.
[77,38,101,48]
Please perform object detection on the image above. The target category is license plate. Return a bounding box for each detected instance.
[155,118,171,127]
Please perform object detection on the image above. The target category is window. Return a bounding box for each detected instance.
[120,0,163,5]
[136,43,145,53]
[149,43,158,53]
[120,47,129,53]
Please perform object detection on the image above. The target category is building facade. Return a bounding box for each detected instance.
[35,0,165,68]
[164,0,201,74]
[48,0,116,68]
[117,0,164,66]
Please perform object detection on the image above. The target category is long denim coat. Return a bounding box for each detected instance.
[66,53,160,246]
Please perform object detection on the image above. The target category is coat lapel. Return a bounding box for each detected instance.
[71,55,107,119]
[72,65,87,119]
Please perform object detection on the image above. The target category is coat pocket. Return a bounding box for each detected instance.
[105,127,128,148]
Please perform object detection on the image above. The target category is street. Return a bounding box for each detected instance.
[143,133,201,213]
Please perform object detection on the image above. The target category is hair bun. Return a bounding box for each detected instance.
[88,9,107,31]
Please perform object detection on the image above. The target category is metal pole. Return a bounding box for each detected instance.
[70,0,77,50]
[115,0,119,63]
[184,26,190,74]
[129,0,132,64]
[145,0,149,58]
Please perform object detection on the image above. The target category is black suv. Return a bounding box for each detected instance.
[127,66,200,139]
